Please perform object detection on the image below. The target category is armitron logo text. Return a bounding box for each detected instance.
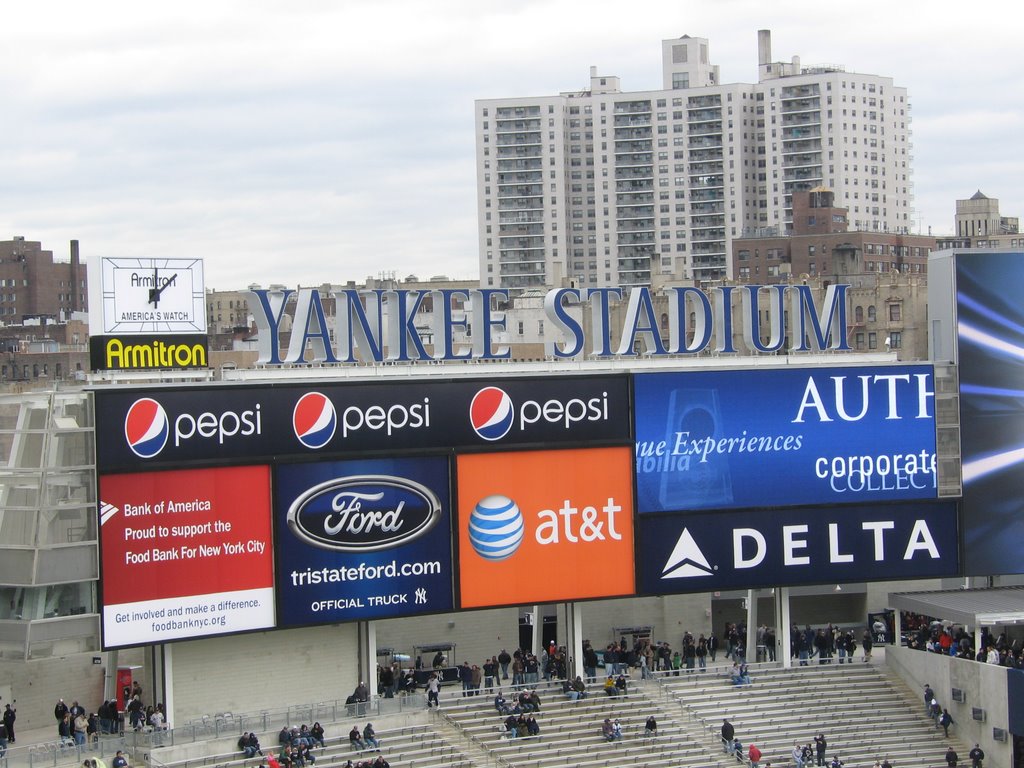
[102,337,208,370]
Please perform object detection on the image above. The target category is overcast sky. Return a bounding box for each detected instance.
[2,1,1020,290]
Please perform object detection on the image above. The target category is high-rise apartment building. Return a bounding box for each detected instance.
[475,30,913,289]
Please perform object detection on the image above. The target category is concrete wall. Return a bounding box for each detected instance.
[167,624,358,726]
[0,647,145,732]
[888,644,1009,764]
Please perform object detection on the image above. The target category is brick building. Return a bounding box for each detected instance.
[731,189,935,282]
[0,237,87,322]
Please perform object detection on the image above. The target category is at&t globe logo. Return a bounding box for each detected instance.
[469,495,524,560]
[125,398,169,458]
[469,387,514,441]
[293,392,337,449]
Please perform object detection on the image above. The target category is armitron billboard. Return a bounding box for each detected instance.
[636,501,959,593]
[456,447,635,609]
[99,466,275,648]
[274,456,454,626]
[92,374,630,472]
[634,365,938,513]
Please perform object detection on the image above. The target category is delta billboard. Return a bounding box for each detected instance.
[274,456,454,627]
[92,374,629,471]
[636,501,960,593]
[456,447,635,609]
[634,365,938,513]
[98,466,275,648]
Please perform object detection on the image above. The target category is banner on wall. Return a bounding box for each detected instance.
[274,456,455,627]
[635,501,959,594]
[634,365,938,513]
[93,374,629,472]
[456,446,635,609]
[99,465,275,648]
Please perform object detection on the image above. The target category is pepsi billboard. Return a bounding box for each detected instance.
[92,374,629,472]
[274,456,455,627]
[636,500,959,593]
[634,365,938,513]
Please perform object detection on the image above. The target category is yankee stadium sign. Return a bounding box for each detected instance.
[247,284,851,365]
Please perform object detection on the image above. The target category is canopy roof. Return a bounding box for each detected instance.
[889,586,1024,627]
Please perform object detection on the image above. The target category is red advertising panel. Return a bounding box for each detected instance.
[457,447,635,608]
[99,465,275,648]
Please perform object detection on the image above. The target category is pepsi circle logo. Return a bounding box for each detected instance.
[469,495,525,561]
[293,392,337,450]
[125,398,169,458]
[470,387,514,441]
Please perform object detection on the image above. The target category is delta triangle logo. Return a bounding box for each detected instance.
[661,527,714,578]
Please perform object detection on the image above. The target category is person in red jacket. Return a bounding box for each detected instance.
[748,744,763,768]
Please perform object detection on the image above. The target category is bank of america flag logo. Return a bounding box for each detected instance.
[99,501,119,527]
[661,528,714,578]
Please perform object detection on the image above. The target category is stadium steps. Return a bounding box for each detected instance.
[441,676,731,768]
[664,662,975,767]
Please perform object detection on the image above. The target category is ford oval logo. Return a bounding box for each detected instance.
[286,475,441,552]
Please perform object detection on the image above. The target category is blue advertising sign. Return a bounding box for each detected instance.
[955,251,1024,574]
[634,365,938,513]
[274,456,454,627]
[636,501,959,593]
[93,374,629,472]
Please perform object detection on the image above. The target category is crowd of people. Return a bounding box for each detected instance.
[253,723,387,768]
[906,614,1024,668]
[790,624,873,665]
[46,681,167,749]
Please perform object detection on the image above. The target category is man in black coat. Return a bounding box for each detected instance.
[3,704,15,743]
[721,719,735,754]
[814,733,827,766]
[969,744,985,767]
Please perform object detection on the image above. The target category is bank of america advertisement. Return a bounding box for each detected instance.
[634,365,938,513]
[955,251,1024,574]
[274,456,454,627]
[636,501,959,593]
[99,466,276,648]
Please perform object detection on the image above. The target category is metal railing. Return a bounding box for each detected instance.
[127,693,432,751]
[1,734,131,768]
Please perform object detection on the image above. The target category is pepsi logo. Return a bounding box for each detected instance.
[293,392,337,450]
[469,495,525,560]
[125,398,170,458]
[470,387,514,441]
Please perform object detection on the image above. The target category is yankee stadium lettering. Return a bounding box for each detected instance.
[248,284,850,364]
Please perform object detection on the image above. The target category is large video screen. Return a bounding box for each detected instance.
[956,251,1024,574]
[634,365,938,513]
[99,466,275,648]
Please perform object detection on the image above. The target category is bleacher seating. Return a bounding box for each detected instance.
[660,661,972,767]
[145,659,977,768]
[438,675,724,768]
[151,722,472,768]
